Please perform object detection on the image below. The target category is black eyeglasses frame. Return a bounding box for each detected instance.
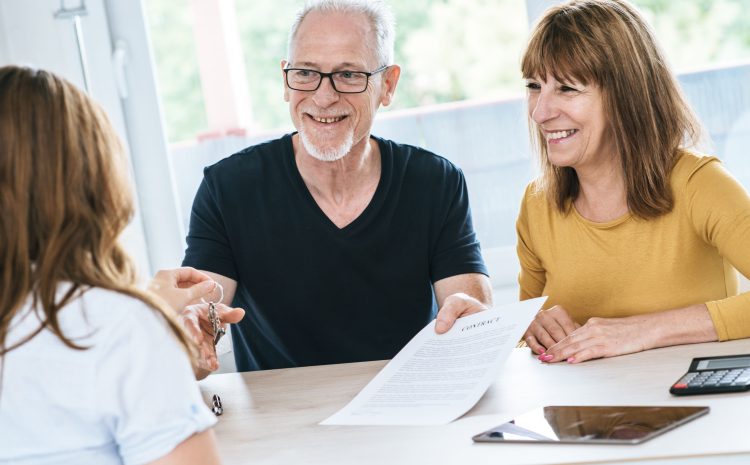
[283,65,389,94]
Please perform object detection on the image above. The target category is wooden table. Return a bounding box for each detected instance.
[199,339,750,465]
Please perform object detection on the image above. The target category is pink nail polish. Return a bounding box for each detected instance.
[540,354,554,362]
[567,357,576,363]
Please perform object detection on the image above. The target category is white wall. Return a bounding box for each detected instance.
[0,0,83,83]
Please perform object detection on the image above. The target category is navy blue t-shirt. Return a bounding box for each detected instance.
[183,133,487,371]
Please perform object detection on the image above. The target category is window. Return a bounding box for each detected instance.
[141,0,750,297]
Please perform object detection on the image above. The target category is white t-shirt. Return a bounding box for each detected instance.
[0,286,216,465]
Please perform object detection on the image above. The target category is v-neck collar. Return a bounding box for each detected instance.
[282,133,391,235]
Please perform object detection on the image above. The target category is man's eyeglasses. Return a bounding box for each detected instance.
[283,65,389,94]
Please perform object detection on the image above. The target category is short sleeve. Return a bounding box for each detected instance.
[94,303,216,465]
[183,173,239,280]
[429,167,488,282]
[516,183,546,300]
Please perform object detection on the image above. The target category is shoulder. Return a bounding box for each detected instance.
[671,151,721,185]
[203,133,292,181]
[669,150,746,201]
[56,287,170,345]
[516,180,563,238]
[671,150,749,208]
[519,180,550,213]
[375,135,464,181]
[8,286,173,370]
[670,151,733,194]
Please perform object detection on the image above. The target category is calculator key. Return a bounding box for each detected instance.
[673,383,688,389]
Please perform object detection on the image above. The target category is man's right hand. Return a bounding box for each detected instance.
[181,302,245,379]
[522,305,581,357]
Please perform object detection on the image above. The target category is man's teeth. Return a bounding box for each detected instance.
[547,129,577,140]
[313,116,344,123]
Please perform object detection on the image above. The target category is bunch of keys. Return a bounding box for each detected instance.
[202,283,225,417]
[211,394,223,416]
[201,282,226,346]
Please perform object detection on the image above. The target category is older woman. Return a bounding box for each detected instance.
[518,0,750,363]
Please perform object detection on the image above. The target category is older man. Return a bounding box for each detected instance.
[183,0,492,375]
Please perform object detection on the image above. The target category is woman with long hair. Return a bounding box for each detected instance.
[0,65,222,464]
[518,0,750,363]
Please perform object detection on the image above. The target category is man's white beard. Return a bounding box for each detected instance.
[299,127,353,162]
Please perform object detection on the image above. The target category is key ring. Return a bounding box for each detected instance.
[202,282,226,346]
[200,282,224,305]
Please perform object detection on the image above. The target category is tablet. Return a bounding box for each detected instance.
[472,406,709,445]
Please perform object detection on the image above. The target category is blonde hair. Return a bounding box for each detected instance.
[521,0,703,218]
[0,66,191,359]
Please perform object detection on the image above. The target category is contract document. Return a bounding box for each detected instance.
[320,297,545,426]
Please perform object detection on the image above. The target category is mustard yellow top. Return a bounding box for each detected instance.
[516,152,750,341]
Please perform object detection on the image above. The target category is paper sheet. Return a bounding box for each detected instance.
[320,297,546,425]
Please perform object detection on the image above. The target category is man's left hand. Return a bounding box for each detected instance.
[434,292,489,334]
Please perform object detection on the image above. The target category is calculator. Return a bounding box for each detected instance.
[670,354,750,395]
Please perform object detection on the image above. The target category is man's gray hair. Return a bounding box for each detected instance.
[286,0,395,67]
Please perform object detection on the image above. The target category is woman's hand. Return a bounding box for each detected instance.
[540,304,719,364]
[147,267,218,312]
[539,315,652,363]
[523,305,581,355]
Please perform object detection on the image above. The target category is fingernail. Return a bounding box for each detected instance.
[537,353,546,361]
[567,357,576,363]
[540,354,554,362]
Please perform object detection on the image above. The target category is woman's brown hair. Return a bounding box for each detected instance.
[521,0,703,218]
[0,66,191,358]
